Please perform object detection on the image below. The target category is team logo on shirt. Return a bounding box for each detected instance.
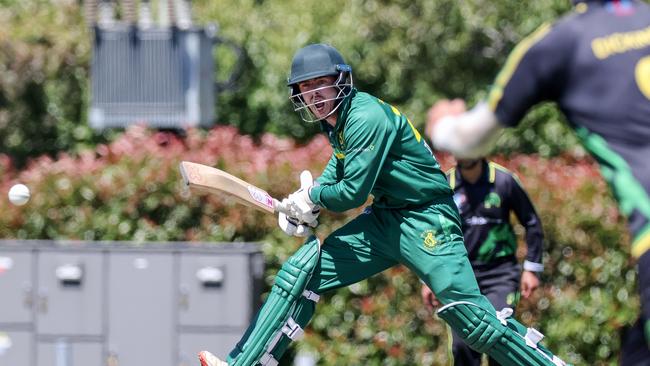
[337,131,346,149]
[484,192,501,209]
[421,230,437,249]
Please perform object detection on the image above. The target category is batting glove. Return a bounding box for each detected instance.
[278,212,314,237]
[286,170,321,224]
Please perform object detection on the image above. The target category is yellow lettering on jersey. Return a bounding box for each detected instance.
[575,3,588,13]
[592,25,650,60]
[636,56,650,100]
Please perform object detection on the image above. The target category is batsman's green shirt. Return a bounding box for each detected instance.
[309,89,452,211]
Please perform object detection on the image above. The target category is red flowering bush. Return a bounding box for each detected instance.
[0,125,332,241]
[0,127,635,365]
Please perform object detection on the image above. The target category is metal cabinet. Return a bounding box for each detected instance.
[36,251,104,336]
[0,330,32,366]
[36,341,103,366]
[107,252,175,366]
[0,251,34,324]
[0,241,264,366]
[179,253,255,328]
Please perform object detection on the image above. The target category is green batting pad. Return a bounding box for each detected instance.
[437,301,569,366]
[228,236,320,366]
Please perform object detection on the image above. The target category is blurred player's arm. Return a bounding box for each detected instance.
[429,101,501,159]
[428,21,571,158]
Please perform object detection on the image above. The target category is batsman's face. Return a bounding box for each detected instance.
[297,76,338,119]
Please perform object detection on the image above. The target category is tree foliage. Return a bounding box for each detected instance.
[0,1,114,167]
[197,0,578,156]
[1,0,595,165]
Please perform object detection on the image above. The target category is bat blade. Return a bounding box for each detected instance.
[179,161,288,215]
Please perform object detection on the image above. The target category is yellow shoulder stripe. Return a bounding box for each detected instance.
[488,161,522,185]
[632,228,650,258]
[488,23,552,111]
[406,118,422,143]
[448,168,457,189]
[488,161,512,174]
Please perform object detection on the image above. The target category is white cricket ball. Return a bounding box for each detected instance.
[8,184,30,206]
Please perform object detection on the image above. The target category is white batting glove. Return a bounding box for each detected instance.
[286,170,321,224]
[278,212,313,237]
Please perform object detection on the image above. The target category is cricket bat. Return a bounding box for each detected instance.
[179,161,291,215]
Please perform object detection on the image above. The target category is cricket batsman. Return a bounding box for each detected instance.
[199,43,568,366]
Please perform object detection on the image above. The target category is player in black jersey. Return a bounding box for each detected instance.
[426,1,650,364]
[421,158,545,366]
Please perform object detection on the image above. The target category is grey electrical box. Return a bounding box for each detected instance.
[90,26,209,129]
[0,330,32,365]
[36,251,104,336]
[0,250,33,324]
[0,240,264,366]
[89,25,242,130]
[108,252,175,366]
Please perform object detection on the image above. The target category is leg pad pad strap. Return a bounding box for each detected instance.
[437,301,568,366]
[229,237,321,366]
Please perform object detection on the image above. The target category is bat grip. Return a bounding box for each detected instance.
[273,199,292,215]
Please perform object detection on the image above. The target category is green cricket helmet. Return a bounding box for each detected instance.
[287,44,353,123]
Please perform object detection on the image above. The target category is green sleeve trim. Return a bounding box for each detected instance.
[575,127,650,221]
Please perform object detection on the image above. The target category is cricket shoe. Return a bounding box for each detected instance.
[198,351,228,366]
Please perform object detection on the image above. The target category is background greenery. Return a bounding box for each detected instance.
[0,0,645,365]
[0,0,584,167]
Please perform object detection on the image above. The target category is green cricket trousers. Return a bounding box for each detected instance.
[309,196,492,308]
[230,196,496,363]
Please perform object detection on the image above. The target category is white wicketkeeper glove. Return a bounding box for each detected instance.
[278,212,314,237]
[286,170,321,225]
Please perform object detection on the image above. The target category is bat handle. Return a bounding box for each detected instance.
[272,198,292,216]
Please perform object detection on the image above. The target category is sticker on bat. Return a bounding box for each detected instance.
[247,186,274,209]
[185,164,203,184]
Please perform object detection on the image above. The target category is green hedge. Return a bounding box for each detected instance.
[0,1,111,168]
[0,127,637,365]
[1,0,586,165]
